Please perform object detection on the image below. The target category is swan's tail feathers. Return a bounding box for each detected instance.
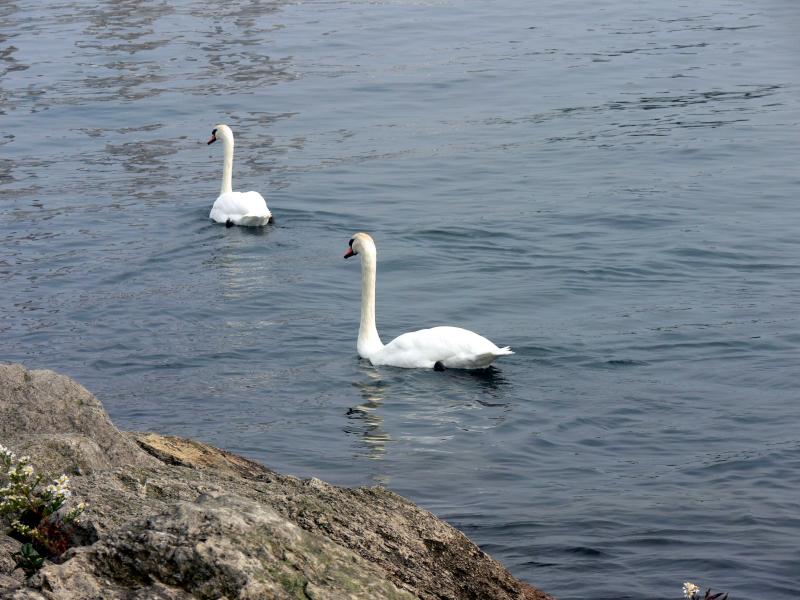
[238,213,273,227]
[466,347,514,369]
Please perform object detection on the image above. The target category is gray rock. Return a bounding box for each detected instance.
[0,364,555,600]
[0,536,24,585]
[24,493,413,600]
[0,364,158,476]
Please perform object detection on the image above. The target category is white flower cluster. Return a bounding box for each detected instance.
[45,474,71,501]
[66,500,88,520]
[0,491,25,502]
[0,492,24,510]
[0,444,86,534]
[6,455,33,480]
[0,444,16,464]
[683,582,700,599]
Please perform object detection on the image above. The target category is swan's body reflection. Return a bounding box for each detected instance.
[345,369,391,462]
[344,364,512,476]
[442,365,511,406]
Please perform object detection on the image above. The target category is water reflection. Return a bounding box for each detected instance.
[203,223,275,302]
[344,364,512,464]
[84,0,173,43]
[345,369,391,461]
[0,32,26,81]
[450,364,508,388]
[190,1,294,92]
[480,84,781,145]
[436,365,513,410]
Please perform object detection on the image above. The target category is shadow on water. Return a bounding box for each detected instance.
[214,223,275,237]
[446,364,508,385]
[441,365,512,404]
[357,362,511,404]
[361,359,510,393]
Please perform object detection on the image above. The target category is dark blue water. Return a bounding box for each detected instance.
[2,1,799,598]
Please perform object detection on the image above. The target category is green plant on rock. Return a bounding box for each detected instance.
[12,543,44,576]
[0,444,87,563]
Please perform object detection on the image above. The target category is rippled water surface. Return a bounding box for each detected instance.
[2,1,800,598]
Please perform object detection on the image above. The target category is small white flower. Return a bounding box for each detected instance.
[0,445,15,463]
[20,465,34,477]
[683,582,700,599]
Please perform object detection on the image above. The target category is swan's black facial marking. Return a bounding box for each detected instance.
[433,361,446,372]
[344,238,358,259]
[207,128,218,145]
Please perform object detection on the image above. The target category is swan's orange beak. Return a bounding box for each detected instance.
[207,134,217,145]
[344,248,355,259]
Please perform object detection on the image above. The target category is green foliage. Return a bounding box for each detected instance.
[12,542,44,577]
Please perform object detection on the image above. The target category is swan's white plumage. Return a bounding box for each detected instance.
[371,326,514,369]
[209,191,271,226]
[207,123,271,227]
[345,232,513,370]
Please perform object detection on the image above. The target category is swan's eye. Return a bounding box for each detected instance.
[348,238,354,248]
[211,128,217,135]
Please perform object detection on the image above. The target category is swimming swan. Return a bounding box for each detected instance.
[344,232,514,370]
[207,124,272,227]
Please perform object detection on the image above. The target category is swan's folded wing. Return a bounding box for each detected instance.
[210,191,270,222]
[380,326,510,368]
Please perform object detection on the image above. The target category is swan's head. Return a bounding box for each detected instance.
[344,232,376,259]
[207,123,233,145]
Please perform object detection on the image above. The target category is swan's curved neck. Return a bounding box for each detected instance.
[358,247,384,358]
[220,136,234,195]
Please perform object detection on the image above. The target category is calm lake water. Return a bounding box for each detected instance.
[2,1,799,598]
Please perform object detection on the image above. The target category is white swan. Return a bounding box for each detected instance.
[344,232,514,370]
[207,124,272,227]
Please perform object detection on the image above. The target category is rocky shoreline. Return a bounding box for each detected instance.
[0,364,554,599]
